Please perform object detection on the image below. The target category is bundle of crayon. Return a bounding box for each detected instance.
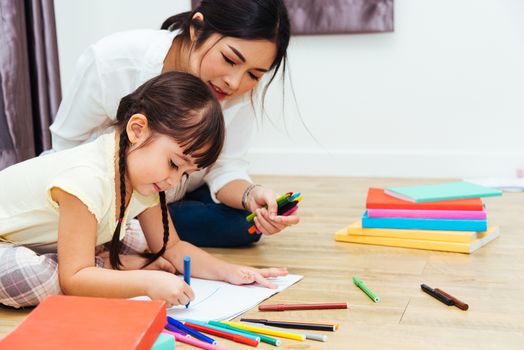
[246,192,302,234]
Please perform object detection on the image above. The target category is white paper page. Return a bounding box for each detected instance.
[464,177,524,192]
[132,274,303,322]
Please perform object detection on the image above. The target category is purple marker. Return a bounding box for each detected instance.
[165,323,188,336]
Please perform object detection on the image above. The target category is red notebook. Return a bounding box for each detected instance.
[366,188,484,211]
[0,295,166,350]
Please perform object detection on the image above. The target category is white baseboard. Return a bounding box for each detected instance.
[247,148,524,178]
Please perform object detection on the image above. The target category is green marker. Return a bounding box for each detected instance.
[353,276,380,303]
[209,321,281,346]
[245,192,291,222]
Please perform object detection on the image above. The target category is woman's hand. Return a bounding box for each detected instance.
[223,265,288,289]
[146,271,194,307]
[247,186,300,235]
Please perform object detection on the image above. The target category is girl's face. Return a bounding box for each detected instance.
[124,115,199,197]
[190,34,277,101]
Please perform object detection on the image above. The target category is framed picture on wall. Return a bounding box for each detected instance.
[191,0,394,35]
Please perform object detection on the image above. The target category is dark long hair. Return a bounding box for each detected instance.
[161,0,290,104]
[109,71,224,269]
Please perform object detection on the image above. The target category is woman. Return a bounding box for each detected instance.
[49,0,299,247]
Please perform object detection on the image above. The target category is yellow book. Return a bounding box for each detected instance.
[343,221,478,242]
[335,226,500,254]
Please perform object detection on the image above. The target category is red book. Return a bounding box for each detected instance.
[0,295,166,350]
[366,188,484,211]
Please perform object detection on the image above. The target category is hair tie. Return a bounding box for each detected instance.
[117,218,123,224]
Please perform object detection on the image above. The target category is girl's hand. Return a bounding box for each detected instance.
[224,265,288,289]
[147,272,194,307]
[248,186,300,235]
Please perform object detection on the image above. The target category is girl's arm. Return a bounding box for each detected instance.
[138,204,288,288]
[53,188,192,305]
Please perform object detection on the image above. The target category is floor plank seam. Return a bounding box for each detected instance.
[399,297,411,324]
[420,259,429,275]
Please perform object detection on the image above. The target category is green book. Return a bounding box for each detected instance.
[151,333,175,350]
[385,181,502,203]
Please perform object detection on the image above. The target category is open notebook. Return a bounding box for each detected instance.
[133,274,303,322]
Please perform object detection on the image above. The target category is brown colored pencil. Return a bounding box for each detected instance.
[258,302,348,311]
[434,288,469,311]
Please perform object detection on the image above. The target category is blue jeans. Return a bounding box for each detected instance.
[168,185,262,247]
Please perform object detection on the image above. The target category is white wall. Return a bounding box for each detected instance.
[54,0,524,178]
[54,0,190,89]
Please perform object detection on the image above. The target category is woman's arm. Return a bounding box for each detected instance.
[138,204,288,288]
[205,102,299,234]
[53,188,192,305]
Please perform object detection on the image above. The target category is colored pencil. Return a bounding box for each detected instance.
[248,201,300,234]
[186,320,260,341]
[246,193,291,222]
[167,317,216,344]
[241,321,328,342]
[184,256,191,308]
[434,288,469,310]
[165,323,188,336]
[258,302,348,311]
[240,318,338,332]
[222,321,306,341]
[421,284,454,306]
[167,330,227,350]
[209,321,281,346]
[184,322,259,347]
[353,276,380,303]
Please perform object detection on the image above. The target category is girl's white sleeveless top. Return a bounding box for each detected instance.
[0,131,158,252]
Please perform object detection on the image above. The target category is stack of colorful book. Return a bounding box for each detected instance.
[335,181,502,253]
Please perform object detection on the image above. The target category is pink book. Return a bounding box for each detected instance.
[367,208,487,219]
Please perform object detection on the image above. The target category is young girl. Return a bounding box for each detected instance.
[48,0,300,247]
[0,72,287,309]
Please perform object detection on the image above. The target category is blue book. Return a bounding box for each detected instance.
[384,181,502,203]
[361,211,487,232]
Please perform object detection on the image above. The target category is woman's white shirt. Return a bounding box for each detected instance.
[50,29,255,202]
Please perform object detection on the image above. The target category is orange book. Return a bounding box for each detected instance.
[366,188,484,211]
[0,295,166,350]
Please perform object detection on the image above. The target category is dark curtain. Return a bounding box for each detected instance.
[0,0,61,170]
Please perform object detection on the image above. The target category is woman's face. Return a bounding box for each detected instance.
[190,35,277,101]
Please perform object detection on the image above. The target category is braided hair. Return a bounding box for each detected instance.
[109,71,224,269]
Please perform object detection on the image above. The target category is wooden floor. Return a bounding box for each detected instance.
[2,176,524,349]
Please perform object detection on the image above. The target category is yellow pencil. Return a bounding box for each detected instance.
[223,321,306,341]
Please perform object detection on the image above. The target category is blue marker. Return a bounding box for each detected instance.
[289,192,301,200]
[167,316,216,345]
[184,256,191,308]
